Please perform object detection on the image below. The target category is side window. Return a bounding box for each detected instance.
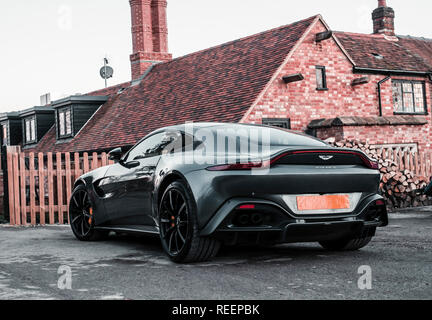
[315,66,327,90]
[262,118,291,129]
[126,132,166,161]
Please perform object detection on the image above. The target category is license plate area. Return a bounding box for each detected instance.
[296,195,350,211]
[282,193,361,216]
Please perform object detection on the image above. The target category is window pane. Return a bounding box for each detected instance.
[65,110,72,135]
[403,92,414,112]
[413,83,425,113]
[31,119,36,141]
[127,132,166,161]
[25,120,30,142]
[402,83,413,93]
[392,82,403,112]
[59,112,65,136]
[316,68,324,89]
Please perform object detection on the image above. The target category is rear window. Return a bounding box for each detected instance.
[241,126,326,147]
[195,125,326,148]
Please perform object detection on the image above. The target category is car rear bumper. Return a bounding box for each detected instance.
[200,194,387,245]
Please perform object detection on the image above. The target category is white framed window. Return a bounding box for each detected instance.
[24,117,36,144]
[392,80,427,114]
[58,107,72,138]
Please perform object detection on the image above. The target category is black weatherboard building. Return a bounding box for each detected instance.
[51,96,109,141]
[19,107,55,149]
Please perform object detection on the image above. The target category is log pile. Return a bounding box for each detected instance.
[325,138,432,212]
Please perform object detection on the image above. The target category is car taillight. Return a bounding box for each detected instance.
[238,204,256,210]
[206,161,268,171]
[375,199,385,206]
[291,150,379,170]
[206,150,379,171]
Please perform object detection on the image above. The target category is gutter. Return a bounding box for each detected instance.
[377,76,391,117]
[353,66,431,77]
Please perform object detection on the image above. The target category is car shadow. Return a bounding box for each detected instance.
[99,233,378,266]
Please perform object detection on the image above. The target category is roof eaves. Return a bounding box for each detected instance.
[241,15,321,123]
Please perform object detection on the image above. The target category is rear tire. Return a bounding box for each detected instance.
[69,185,107,242]
[159,181,221,263]
[319,236,372,251]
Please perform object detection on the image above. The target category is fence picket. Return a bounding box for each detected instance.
[19,152,27,225]
[13,152,21,225]
[38,153,46,225]
[74,153,81,180]
[6,151,15,225]
[65,153,72,224]
[91,152,98,170]
[101,152,107,167]
[47,153,55,224]
[56,152,64,224]
[29,153,36,225]
[83,153,90,173]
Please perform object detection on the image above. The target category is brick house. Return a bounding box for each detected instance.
[1,0,432,155]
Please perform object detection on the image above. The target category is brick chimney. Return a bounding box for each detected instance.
[372,0,395,36]
[129,0,172,80]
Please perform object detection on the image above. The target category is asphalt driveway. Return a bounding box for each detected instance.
[0,208,431,300]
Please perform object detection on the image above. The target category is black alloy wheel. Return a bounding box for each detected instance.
[69,185,106,241]
[160,188,190,255]
[159,181,221,263]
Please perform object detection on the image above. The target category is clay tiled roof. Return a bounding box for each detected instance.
[30,15,318,152]
[335,32,432,73]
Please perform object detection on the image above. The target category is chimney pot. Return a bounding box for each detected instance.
[378,0,387,7]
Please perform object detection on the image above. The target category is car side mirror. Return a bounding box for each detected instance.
[108,147,124,162]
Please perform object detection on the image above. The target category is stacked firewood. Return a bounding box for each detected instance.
[325,138,432,211]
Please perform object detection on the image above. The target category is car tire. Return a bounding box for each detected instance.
[319,236,373,251]
[69,184,107,242]
[159,181,221,263]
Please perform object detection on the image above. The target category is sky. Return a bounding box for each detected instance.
[0,0,431,112]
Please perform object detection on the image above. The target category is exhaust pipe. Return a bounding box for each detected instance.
[251,213,264,226]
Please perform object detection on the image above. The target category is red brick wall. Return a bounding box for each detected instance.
[242,19,432,152]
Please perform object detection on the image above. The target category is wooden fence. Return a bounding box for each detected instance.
[375,147,432,178]
[6,147,113,226]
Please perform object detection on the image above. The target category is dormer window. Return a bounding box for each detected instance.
[0,112,22,146]
[19,107,55,147]
[52,95,108,142]
[24,116,37,144]
[58,107,73,138]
